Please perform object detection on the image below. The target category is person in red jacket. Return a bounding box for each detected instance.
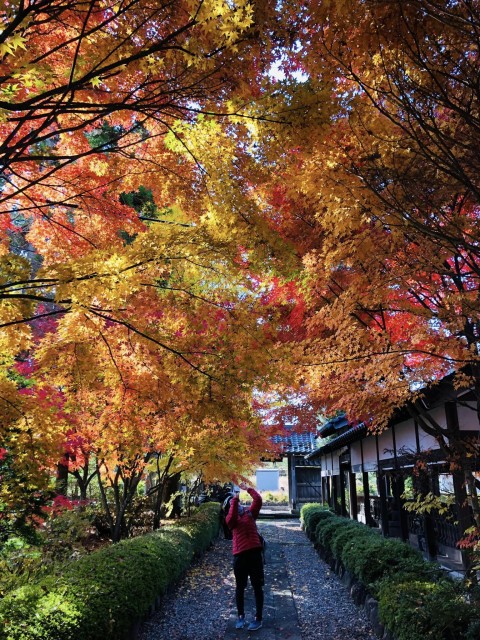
[226,481,264,632]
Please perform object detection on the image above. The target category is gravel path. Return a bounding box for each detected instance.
[139,536,234,640]
[274,519,376,640]
[139,518,377,640]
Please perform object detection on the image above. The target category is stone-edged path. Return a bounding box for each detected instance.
[139,518,377,640]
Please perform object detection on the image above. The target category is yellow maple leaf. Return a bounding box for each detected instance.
[0,33,26,57]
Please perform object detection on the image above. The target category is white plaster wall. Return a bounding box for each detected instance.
[418,410,440,451]
[322,454,332,476]
[332,452,340,474]
[457,402,480,432]
[427,406,447,429]
[362,436,377,472]
[394,419,417,456]
[378,429,394,460]
[351,440,362,469]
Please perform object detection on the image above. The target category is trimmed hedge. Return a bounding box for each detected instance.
[300,503,323,529]
[0,502,221,640]
[300,504,480,640]
[330,519,372,560]
[300,503,333,539]
[172,501,221,556]
[341,533,435,589]
[378,578,477,640]
[309,509,438,591]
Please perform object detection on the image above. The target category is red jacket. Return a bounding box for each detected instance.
[226,488,263,555]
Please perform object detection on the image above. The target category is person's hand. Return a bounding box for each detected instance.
[239,482,248,491]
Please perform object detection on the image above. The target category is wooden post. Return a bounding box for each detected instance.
[378,471,390,536]
[339,468,347,516]
[445,401,472,569]
[392,474,409,541]
[362,472,373,526]
[423,512,437,560]
[452,470,471,569]
[349,469,358,520]
[376,435,389,535]
[332,475,340,514]
[290,456,297,511]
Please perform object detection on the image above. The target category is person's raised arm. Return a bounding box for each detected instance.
[240,482,262,519]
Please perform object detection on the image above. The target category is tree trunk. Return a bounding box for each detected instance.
[95,461,114,538]
[151,454,174,530]
[55,459,69,496]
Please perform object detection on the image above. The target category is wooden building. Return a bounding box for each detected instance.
[306,382,479,572]
[273,430,322,514]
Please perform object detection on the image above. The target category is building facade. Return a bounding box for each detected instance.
[273,430,322,513]
[307,384,480,572]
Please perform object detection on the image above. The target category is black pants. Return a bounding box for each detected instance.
[233,548,264,621]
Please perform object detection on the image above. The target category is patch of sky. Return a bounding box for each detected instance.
[268,56,308,84]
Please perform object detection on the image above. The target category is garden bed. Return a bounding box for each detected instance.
[300,504,480,640]
[0,503,221,640]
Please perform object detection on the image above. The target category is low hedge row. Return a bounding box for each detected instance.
[377,577,479,640]
[300,504,480,640]
[300,502,334,539]
[0,502,221,640]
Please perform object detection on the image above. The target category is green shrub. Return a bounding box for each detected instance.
[262,492,288,505]
[307,511,478,639]
[341,533,430,589]
[314,514,372,562]
[0,536,44,596]
[306,509,334,539]
[0,503,221,640]
[378,578,476,640]
[466,617,480,640]
[313,515,432,588]
[0,584,82,640]
[329,520,371,559]
[315,514,345,549]
[177,501,221,555]
[0,504,115,599]
[39,506,100,560]
[300,503,325,533]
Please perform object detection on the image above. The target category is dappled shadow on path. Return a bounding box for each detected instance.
[139,518,376,640]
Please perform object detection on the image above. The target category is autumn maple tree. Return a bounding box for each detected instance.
[252,0,480,549]
[2,0,479,559]
[0,0,307,535]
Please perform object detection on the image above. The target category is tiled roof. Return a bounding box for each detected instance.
[272,432,317,454]
[317,413,348,437]
[306,423,368,459]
